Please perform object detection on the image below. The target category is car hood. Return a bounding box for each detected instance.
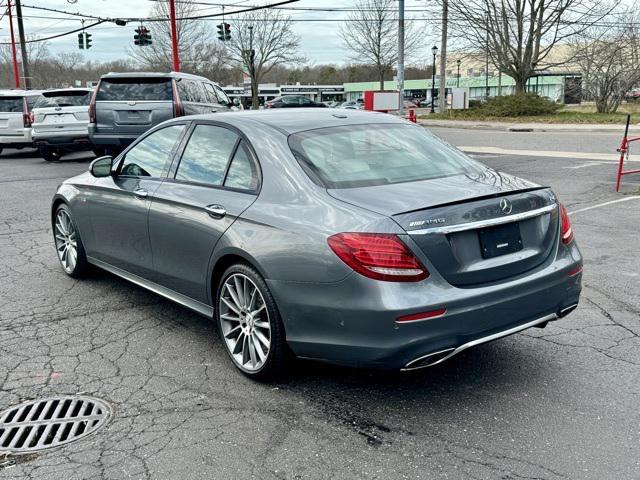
[326,169,542,216]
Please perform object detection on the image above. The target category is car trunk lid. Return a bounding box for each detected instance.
[33,106,89,134]
[328,171,559,286]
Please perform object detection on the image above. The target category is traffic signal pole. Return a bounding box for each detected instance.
[14,0,31,89]
[397,0,404,116]
[6,0,21,88]
[168,0,180,72]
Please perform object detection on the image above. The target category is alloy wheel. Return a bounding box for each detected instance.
[54,209,78,274]
[219,273,271,372]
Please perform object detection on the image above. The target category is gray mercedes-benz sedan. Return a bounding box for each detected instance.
[51,109,582,380]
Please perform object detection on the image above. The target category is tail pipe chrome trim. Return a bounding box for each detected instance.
[558,303,579,318]
[401,312,558,371]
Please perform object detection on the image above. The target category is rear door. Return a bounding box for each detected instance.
[0,96,26,137]
[32,90,91,135]
[148,122,260,302]
[86,123,187,278]
[94,77,174,136]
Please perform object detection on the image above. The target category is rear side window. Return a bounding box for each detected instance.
[203,83,218,104]
[177,80,207,104]
[175,124,238,186]
[224,142,259,191]
[120,124,185,177]
[34,91,91,108]
[289,123,483,189]
[96,78,172,101]
[0,97,23,113]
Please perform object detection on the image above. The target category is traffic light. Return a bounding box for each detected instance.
[84,33,92,49]
[217,23,224,41]
[134,27,152,46]
[224,23,231,41]
[78,33,85,50]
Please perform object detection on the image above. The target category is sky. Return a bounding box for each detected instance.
[1,0,436,66]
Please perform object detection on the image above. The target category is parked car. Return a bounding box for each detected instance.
[323,101,342,108]
[89,72,234,155]
[31,88,95,161]
[52,109,582,380]
[0,90,42,155]
[265,95,327,108]
[339,101,362,110]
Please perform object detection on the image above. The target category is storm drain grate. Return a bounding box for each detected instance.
[0,396,111,453]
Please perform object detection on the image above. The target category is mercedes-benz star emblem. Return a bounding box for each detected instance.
[499,198,513,214]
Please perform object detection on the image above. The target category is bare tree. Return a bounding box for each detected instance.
[571,10,640,112]
[227,8,303,109]
[127,0,226,76]
[340,0,424,91]
[450,0,613,94]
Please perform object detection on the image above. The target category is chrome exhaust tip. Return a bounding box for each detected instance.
[558,304,579,318]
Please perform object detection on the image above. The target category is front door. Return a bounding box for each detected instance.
[86,124,187,278]
[148,123,260,303]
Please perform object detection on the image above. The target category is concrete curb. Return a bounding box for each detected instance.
[417,119,640,134]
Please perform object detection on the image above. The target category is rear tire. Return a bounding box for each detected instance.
[53,204,88,278]
[39,146,63,162]
[216,263,290,381]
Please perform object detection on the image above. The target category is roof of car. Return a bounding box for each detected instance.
[100,71,216,83]
[0,89,43,97]
[177,108,407,135]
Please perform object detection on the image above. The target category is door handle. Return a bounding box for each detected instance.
[204,204,226,219]
[133,188,148,199]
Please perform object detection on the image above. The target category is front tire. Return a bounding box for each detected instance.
[216,263,289,380]
[53,204,88,278]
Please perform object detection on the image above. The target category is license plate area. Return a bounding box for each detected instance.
[478,222,523,259]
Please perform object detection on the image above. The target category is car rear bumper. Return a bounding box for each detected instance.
[33,131,91,148]
[0,129,32,147]
[88,125,139,147]
[268,241,583,370]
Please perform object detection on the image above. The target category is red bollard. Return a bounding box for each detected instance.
[407,109,416,123]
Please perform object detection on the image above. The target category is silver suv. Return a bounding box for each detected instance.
[0,90,42,155]
[32,88,94,161]
[89,72,235,155]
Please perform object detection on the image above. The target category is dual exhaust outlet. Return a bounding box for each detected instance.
[401,304,579,371]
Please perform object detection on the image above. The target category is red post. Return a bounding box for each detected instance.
[6,0,21,88]
[169,0,180,72]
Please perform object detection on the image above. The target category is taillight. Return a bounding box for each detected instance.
[23,98,31,127]
[559,204,574,244]
[88,86,98,124]
[28,111,35,125]
[172,80,184,117]
[327,233,428,282]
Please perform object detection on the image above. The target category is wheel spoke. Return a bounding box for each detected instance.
[233,276,245,308]
[224,325,242,339]
[225,283,242,311]
[220,312,241,322]
[232,333,244,355]
[68,247,77,269]
[254,319,270,330]
[254,329,270,349]
[242,335,250,365]
[221,296,240,315]
[251,304,266,317]
[252,335,267,363]
[248,336,257,367]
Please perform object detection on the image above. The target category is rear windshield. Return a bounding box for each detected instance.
[0,97,23,113]
[95,78,172,101]
[34,91,91,108]
[289,123,483,189]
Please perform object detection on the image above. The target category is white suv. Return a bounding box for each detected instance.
[31,88,94,161]
[0,90,42,155]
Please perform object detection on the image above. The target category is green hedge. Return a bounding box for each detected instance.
[473,93,560,117]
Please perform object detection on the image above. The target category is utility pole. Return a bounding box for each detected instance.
[397,0,405,116]
[14,0,30,89]
[168,0,180,72]
[438,0,447,112]
[6,0,21,89]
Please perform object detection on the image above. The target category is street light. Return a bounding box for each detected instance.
[431,45,438,114]
[456,59,461,88]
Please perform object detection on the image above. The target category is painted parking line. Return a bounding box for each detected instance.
[563,161,609,169]
[568,196,640,215]
[457,146,633,162]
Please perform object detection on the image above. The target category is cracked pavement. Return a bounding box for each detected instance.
[0,131,639,479]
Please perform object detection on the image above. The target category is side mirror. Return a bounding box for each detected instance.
[90,156,114,178]
[233,98,241,106]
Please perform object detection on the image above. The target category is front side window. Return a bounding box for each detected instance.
[213,85,231,106]
[224,142,259,191]
[289,124,483,189]
[203,83,218,104]
[175,124,238,186]
[120,125,185,177]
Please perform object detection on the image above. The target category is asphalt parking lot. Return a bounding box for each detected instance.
[1,129,639,479]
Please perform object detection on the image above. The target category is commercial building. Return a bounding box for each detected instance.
[223,83,344,106]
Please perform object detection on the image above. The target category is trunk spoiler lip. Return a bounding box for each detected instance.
[392,186,551,217]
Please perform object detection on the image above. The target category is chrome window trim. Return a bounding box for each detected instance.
[407,203,557,235]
